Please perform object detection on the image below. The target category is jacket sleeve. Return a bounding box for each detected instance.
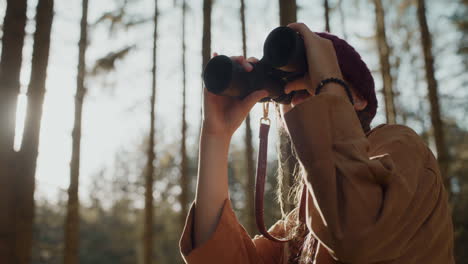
[283,93,431,263]
[179,198,286,264]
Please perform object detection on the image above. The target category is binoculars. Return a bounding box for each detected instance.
[202,26,308,104]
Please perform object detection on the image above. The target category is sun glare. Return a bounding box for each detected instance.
[14,94,28,152]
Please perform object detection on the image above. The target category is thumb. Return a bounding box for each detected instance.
[287,23,315,42]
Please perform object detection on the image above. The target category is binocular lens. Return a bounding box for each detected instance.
[263,27,297,68]
[203,55,233,96]
[203,55,254,98]
[263,26,306,72]
[202,26,307,103]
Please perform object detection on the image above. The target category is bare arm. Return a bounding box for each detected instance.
[193,129,231,248]
[192,54,267,249]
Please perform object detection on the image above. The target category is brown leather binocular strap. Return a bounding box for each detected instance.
[255,121,307,243]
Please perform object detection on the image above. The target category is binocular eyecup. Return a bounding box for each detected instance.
[203,26,308,104]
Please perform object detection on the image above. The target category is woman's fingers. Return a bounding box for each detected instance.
[247,57,259,63]
[215,53,256,72]
[230,55,244,63]
[231,55,253,72]
[244,57,259,72]
[243,61,253,72]
[286,23,343,88]
[287,22,317,42]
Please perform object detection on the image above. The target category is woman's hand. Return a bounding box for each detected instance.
[202,53,268,138]
[280,23,345,114]
[195,54,266,248]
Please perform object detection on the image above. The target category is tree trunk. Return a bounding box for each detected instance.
[324,0,331,32]
[143,1,158,263]
[17,0,54,263]
[416,0,451,197]
[202,0,212,70]
[337,0,348,39]
[64,0,88,263]
[198,0,212,137]
[373,0,397,124]
[180,0,189,226]
[279,0,297,26]
[278,0,297,214]
[239,0,256,236]
[0,0,28,263]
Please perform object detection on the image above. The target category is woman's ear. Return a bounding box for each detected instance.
[353,93,368,111]
[347,83,368,111]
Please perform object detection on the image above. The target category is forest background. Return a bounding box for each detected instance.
[0,0,467,263]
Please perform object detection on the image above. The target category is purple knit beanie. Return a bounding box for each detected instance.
[316,32,378,120]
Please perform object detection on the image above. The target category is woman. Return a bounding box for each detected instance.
[179,23,454,264]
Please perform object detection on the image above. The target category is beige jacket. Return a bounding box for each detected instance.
[179,93,455,263]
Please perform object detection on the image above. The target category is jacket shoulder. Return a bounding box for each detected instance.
[369,123,424,142]
[369,123,420,137]
[368,124,429,158]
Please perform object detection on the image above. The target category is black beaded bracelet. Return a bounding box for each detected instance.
[314,77,354,105]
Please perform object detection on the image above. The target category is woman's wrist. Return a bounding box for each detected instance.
[317,82,349,99]
[201,121,234,140]
[200,126,232,146]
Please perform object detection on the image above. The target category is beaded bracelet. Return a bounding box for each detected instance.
[314,77,354,105]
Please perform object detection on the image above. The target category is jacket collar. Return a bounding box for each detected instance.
[366,123,387,137]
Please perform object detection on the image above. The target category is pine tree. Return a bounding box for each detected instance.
[18,0,54,262]
[64,0,89,263]
[180,0,189,226]
[0,0,28,263]
[239,0,256,236]
[199,0,212,137]
[416,0,451,196]
[0,0,54,263]
[373,0,397,124]
[143,1,158,263]
[337,0,348,39]
[279,0,297,27]
[324,0,330,32]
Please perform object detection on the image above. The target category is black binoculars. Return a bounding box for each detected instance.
[202,26,308,104]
